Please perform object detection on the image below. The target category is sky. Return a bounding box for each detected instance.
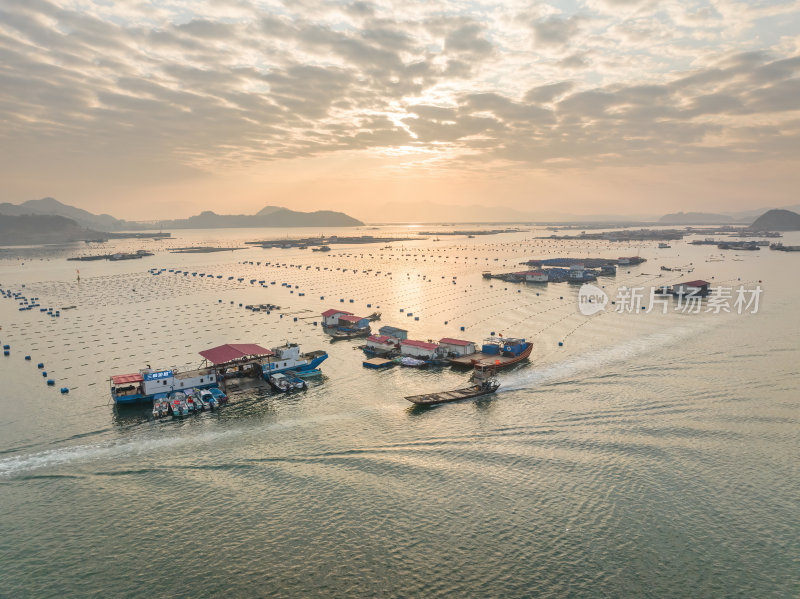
[1,0,800,221]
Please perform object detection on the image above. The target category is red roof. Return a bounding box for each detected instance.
[199,343,273,365]
[401,339,439,350]
[339,314,364,323]
[367,335,391,344]
[678,280,710,287]
[322,309,352,317]
[439,338,473,346]
[111,373,143,385]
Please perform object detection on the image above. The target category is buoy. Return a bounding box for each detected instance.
[47,379,55,386]
[414,316,419,321]
[25,355,31,361]
[3,351,8,357]
[42,371,48,377]
[558,341,563,346]
[60,387,69,394]
[37,362,44,369]
[444,321,448,325]
[293,317,298,321]
[460,326,465,331]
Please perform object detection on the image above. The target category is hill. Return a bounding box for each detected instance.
[748,209,800,231]
[0,197,125,230]
[161,207,363,228]
[0,214,102,245]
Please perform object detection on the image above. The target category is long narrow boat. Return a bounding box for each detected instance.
[405,378,500,406]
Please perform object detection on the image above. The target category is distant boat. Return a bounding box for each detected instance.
[312,245,331,252]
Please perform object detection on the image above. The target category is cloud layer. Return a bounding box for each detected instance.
[1,0,799,210]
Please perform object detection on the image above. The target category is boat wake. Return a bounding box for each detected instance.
[500,325,703,392]
[0,413,347,478]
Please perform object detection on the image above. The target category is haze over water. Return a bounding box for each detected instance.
[1,227,797,598]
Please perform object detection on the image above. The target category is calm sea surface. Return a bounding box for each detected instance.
[0,226,797,598]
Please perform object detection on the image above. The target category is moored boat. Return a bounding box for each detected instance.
[449,337,533,370]
[267,372,307,392]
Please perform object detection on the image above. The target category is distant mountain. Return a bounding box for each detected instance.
[748,209,800,231]
[659,212,739,224]
[360,202,651,223]
[0,198,363,229]
[0,214,102,245]
[160,206,363,228]
[0,197,126,230]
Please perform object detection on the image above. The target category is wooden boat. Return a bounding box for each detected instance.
[405,378,500,406]
[328,328,371,340]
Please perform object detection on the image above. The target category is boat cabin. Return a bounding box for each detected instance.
[481,337,526,357]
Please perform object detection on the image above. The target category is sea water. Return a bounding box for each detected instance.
[0,227,797,598]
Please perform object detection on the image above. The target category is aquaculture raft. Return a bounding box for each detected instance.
[405,379,500,405]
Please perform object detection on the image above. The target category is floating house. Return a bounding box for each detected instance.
[400,339,439,359]
[524,271,548,283]
[365,335,397,354]
[322,309,352,327]
[338,314,370,329]
[438,338,476,357]
[378,325,408,341]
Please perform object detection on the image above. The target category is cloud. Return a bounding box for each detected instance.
[531,15,583,48]
[0,0,798,190]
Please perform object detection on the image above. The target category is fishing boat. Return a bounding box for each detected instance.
[449,337,533,370]
[208,387,227,405]
[405,377,500,406]
[312,245,331,252]
[261,343,328,377]
[151,393,169,418]
[169,392,189,416]
[328,327,371,340]
[267,372,307,392]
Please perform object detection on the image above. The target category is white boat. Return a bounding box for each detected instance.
[268,372,307,393]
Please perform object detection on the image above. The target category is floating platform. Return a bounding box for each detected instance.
[363,357,394,369]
